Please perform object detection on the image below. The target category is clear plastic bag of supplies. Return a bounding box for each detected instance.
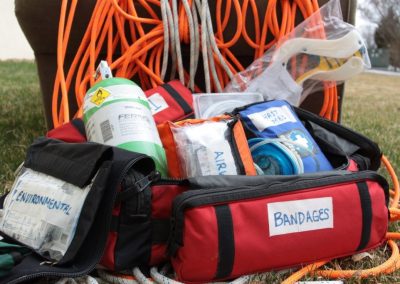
[0,167,92,261]
[224,0,371,106]
[171,121,239,178]
[193,92,263,119]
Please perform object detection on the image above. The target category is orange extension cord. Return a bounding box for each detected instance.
[52,0,339,128]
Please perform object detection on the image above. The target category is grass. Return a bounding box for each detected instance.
[0,61,46,192]
[0,61,399,283]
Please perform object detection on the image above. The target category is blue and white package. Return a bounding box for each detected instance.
[238,100,333,173]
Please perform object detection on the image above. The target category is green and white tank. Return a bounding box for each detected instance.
[83,77,167,176]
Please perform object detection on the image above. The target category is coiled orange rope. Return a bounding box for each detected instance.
[52,0,338,128]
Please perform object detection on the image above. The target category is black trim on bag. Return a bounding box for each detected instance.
[110,216,119,232]
[152,219,171,244]
[215,205,235,279]
[161,84,192,115]
[356,182,373,251]
[71,119,87,138]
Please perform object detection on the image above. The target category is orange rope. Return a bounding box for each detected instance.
[53,0,339,127]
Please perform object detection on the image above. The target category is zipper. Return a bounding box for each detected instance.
[152,176,188,186]
[7,156,148,284]
[227,118,246,175]
[168,171,388,256]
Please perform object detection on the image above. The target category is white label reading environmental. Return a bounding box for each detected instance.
[267,197,333,237]
[247,105,297,132]
[0,168,92,260]
[147,93,169,115]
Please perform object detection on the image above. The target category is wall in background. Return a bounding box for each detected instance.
[0,0,371,61]
[0,0,34,60]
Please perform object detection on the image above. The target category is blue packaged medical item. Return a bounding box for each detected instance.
[238,100,333,173]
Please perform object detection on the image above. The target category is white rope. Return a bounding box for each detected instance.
[163,0,177,81]
[149,265,254,284]
[150,267,182,284]
[159,0,236,92]
[171,0,185,84]
[181,0,196,90]
[191,0,200,89]
[133,267,155,284]
[160,0,170,81]
[55,276,100,284]
[97,269,139,284]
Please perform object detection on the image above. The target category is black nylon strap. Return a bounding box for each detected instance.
[356,181,372,251]
[71,119,87,138]
[110,215,119,232]
[214,205,235,279]
[152,219,170,244]
[161,83,192,115]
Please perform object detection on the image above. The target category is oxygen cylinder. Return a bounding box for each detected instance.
[83,77,168,176]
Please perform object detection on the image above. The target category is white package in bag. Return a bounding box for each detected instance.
[171,121,238,178]
[193,92,264,119]
[0,167,92,261]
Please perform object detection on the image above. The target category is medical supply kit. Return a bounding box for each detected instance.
[0,90,389,283]
[2,0,398,282]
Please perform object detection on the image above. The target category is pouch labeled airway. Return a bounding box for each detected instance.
[145,80,194,125]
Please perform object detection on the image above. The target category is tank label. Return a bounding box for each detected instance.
[85,102,162,146]
[267,197,333,236]
[148,93,169,115]
[90,87,111,106]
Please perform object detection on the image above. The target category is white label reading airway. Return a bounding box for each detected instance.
[267,197,333,237]
[147,93,169,115]
[247,105,297,132]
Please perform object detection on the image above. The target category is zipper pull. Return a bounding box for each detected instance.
[117,171,157,203]
[150,171,162,185]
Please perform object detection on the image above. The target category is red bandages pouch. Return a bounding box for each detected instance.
[168,171,389,283]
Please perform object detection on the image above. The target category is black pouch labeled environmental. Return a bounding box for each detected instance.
[0,138,155,284]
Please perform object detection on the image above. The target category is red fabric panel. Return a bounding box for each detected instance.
[367,181,389,248]
[172,181,388,283]
[173,206,219,282]
[150,185,187,265]
[145,80,193,125]
[151,185,187,218]
[149,244,168,266]
[347,159,359,171]
[100,202,121,270]
[100,232,118,270]
[46,120,86,143]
